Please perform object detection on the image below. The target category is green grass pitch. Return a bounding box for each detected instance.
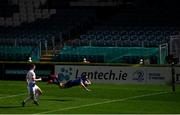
[0,80,180,114]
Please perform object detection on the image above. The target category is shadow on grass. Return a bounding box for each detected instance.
[0,105,22,108]
[41,98,73,102]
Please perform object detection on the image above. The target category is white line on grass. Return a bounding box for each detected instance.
[36,91,168,114]
[0,93,26,99]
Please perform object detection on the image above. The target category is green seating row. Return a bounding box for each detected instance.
[0,46,40,61]
[58,46,159,63]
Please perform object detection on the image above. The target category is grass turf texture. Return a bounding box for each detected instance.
[0,80,180,114]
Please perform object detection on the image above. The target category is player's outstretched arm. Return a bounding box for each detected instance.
[36,77,42,81]
[80,82,91,92]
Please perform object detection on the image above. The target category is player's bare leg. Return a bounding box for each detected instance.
[22,93,39,107]
[35,89,42,101]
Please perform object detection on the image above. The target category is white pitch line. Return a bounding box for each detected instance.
[0,93,26,99]
[36,91,168,114]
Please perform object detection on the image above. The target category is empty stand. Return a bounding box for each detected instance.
[0,0,180,63]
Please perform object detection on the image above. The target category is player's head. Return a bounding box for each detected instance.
[84,80,91,86]
[30,64,36,70]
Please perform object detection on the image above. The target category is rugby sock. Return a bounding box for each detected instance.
[24,96,31,103]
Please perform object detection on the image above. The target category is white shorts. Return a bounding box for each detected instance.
[27,84,41,94]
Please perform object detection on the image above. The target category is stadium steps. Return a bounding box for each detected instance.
[40,55,53,62]
[40,50,55,62]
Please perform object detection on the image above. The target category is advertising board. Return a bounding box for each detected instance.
[55,65,171,84]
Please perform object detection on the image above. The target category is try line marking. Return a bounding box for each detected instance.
[36,91,168,114]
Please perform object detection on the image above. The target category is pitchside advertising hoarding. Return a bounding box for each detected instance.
[2,63,54,80]
[55,65,172,84]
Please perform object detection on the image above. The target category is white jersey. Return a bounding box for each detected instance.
[26,70,36,84]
